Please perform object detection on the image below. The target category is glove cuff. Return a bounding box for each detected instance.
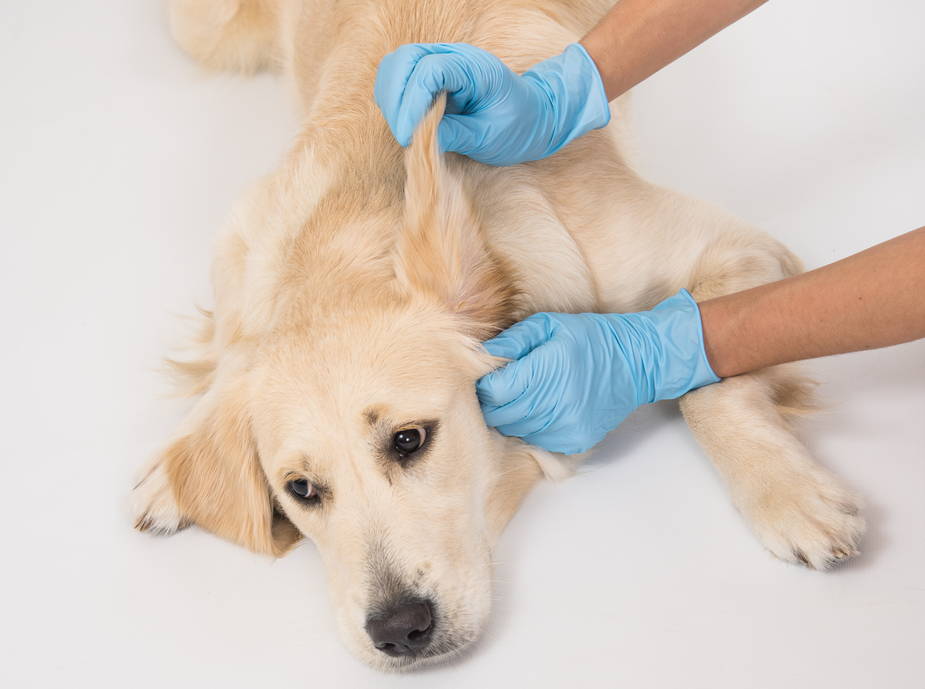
[645,289,722,401]
[524,43,612,158]
[564,43,612,134]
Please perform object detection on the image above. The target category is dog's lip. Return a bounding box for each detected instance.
[376,631,476,670]
[381,648,459,671]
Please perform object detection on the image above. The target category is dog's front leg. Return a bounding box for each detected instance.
[680,237,865,569]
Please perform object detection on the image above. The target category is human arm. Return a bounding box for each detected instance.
[700,226,925,377]
[374,0,768,164]
[581,0,768,100]
[477,227,925,454]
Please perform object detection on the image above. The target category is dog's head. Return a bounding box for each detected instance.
[148,97,563,669]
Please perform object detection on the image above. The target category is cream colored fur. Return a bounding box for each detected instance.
[134,0,864,670]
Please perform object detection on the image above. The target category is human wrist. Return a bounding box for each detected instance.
[697,296,739,379]
[655,289,721,398]
[523,43,611,158]
[579,32,619,101]
[626,289,721,403]
[564,43,611,131]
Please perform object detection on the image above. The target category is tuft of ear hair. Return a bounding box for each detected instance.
[393,93,520,338]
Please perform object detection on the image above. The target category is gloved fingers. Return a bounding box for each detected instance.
[437,115,484,156]
[476,356,527,411]
[493,405,556,439]
[476,357,542,427]
[522,424,606,456]
[531,409,631,455]
[394,52,476,146]
[374,44,437,145]
[481,313,555,361]
[482,394,545,432]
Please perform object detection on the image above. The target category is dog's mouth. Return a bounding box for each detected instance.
[375,631,477,671]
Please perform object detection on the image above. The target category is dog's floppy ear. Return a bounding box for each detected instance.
[157,365,300,557]
[394,93,519,336]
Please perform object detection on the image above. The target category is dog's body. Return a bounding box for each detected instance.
[134,0,864,670]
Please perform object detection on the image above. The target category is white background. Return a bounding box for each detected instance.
[2,2,923,687]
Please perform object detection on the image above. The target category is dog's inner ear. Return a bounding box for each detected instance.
[394,93,518,337]
[164,375,300,557]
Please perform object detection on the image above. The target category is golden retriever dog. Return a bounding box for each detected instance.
[133,0,865,670]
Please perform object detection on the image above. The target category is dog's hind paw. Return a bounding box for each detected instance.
[131,460,188,536]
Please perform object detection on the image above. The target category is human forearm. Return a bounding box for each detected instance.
[581,0,768,100]
[699,227,925,378]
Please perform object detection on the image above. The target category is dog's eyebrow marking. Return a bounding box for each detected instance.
[363,407,381,425]
[300,457,316,475]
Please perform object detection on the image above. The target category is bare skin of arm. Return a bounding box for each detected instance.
[581,0,768,100]
[699,227,925,378]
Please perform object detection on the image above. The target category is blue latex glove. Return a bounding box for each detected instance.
[476,290,721,454]
[374,42,611,166]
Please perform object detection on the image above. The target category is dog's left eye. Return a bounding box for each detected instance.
[393,426,427,456]
[286,478,321,504]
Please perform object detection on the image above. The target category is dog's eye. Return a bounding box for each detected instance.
[287,478,320,504]
[393,426,427,456]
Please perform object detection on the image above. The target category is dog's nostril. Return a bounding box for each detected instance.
[365,598,435,656]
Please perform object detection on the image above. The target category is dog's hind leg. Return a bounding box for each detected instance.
[168,0,282,73]
[677,232,865,569]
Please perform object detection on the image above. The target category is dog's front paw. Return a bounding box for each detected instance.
[132,460,188,536]
[736,466,865,570]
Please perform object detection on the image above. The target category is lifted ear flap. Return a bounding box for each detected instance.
[394,93,519,337]
[158,370,300,557]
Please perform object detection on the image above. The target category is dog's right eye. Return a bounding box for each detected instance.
[393,426,427,456]
[287,478,321,504]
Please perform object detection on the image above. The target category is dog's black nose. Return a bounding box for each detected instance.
[365,598,434,656]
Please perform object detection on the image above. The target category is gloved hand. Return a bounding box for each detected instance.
[476,290,721,454]
[374,42,610,166]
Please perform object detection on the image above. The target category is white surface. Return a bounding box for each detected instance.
[2,2,923,687]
